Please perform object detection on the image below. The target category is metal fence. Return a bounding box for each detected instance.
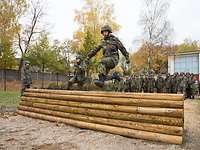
[0,69,67,82]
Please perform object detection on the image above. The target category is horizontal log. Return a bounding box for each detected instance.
[21,97,183,117]
[25,89,184,101]
[23,93,184,108]
[18,105,183,136]
[19,101,183,126]
[17,110,183,145]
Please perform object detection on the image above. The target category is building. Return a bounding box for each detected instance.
[168,50,200,79]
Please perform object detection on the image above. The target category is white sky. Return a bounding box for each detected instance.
[45,0,200,53]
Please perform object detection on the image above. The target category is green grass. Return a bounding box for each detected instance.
[0,91,20,107]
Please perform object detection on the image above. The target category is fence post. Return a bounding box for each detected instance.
[3,69,7,91]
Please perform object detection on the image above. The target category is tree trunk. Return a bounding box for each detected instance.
[3,68,6,91]
[18,105,183,136]
[23,92,184,108]
[25,89,184,101]
[42,63,44,89]
[19,101,183,126]
[17,110,183,145]
[21,97,184,117]
[18,57,24,80]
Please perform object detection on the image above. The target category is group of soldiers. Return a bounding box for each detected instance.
[113,72,199,99]
[21,25,199,99]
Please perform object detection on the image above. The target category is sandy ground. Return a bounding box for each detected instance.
[0,100,200,150]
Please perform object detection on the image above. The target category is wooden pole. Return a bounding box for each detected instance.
[18,105,183,136]
[17,110,183,145]
[25,89,184,101]
[23,93,184,108]
[19,101,183,126]
[21,97,183,117]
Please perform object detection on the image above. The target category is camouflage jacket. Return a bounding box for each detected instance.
[22,68,32,85]
[73,62,86,78]
[88,34,129,61]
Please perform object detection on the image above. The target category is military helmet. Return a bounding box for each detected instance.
[76,55,83,61]
[24,60,30,65]
[101,25,112,34]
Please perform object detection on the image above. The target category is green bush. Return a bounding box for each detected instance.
[47,82,60,89]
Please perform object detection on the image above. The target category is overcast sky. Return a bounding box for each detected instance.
[45,0,200,53]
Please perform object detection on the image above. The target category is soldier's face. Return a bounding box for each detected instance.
[76,59,81,64]
[102,31,109,37]
[25,64,30,69]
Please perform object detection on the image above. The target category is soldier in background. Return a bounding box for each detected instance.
[143,74,148,93]
[147,73,156,93]
[189,73,199,99]
[138,74,144,92]
[178,72,187,95]
[156,73,165,93]
[21,61,32,95]
[67,55,86,90]
[164,73,171,93]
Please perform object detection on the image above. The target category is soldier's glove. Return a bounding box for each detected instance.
[126,59,130,64]
[85,58,90,65]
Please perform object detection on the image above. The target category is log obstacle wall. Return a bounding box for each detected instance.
[17,89,184,145]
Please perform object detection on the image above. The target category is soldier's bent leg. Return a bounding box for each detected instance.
[95,57,116,87]
[67,77,76,90]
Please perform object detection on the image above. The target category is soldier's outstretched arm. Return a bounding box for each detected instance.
[87,41,103,59]
[116,38,129,63]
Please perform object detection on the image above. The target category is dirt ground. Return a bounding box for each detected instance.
[0,100,200,150]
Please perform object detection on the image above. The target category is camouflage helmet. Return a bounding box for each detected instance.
[76,55,83,61]
[24,60,30,65]
[101,25,112,34]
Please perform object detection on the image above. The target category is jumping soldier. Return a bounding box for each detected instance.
[87,25,130,87]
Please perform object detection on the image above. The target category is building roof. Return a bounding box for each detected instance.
[169,50,200,56]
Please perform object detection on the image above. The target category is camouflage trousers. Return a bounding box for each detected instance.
[98,56,119,76]
[21,83,30,96]
[67,76,85,90]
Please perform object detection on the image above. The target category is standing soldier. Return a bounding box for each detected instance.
[21,61,32,95]
[164,73,171,93]
[87,25,130,87]
[148,73,155,93]
[190,74,198,99]
[156,73,165,93]
[67,55,86,90]
[138,74,144,92]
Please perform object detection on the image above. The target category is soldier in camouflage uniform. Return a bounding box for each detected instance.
[156,73,165,93]
[164,73,171,93]
[178,72,186,95]
[190,74,198,99]
[21,61,32,95]
[147,73,156,93]
[138,74,144,92]
[87,25,130,87]
[67,55,86,90]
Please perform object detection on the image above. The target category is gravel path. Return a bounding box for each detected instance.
[0,100,200,150]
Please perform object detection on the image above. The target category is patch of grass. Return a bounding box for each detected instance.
[0,91,20,107]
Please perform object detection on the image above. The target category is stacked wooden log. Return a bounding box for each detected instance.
[17,89,184,145]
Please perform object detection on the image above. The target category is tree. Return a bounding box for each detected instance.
[175,39,200,53]
[0,0,27,91]
[17,0,45,77]
[130,43,175,74]
[69,0,120,74]
[139,0,173,73]
[26,33,69,88]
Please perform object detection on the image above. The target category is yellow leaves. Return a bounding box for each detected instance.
[176,39,200,53]
[130,43,171,73]
[71,0,120,55]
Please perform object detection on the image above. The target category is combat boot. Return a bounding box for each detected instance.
[94,74,107,87]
